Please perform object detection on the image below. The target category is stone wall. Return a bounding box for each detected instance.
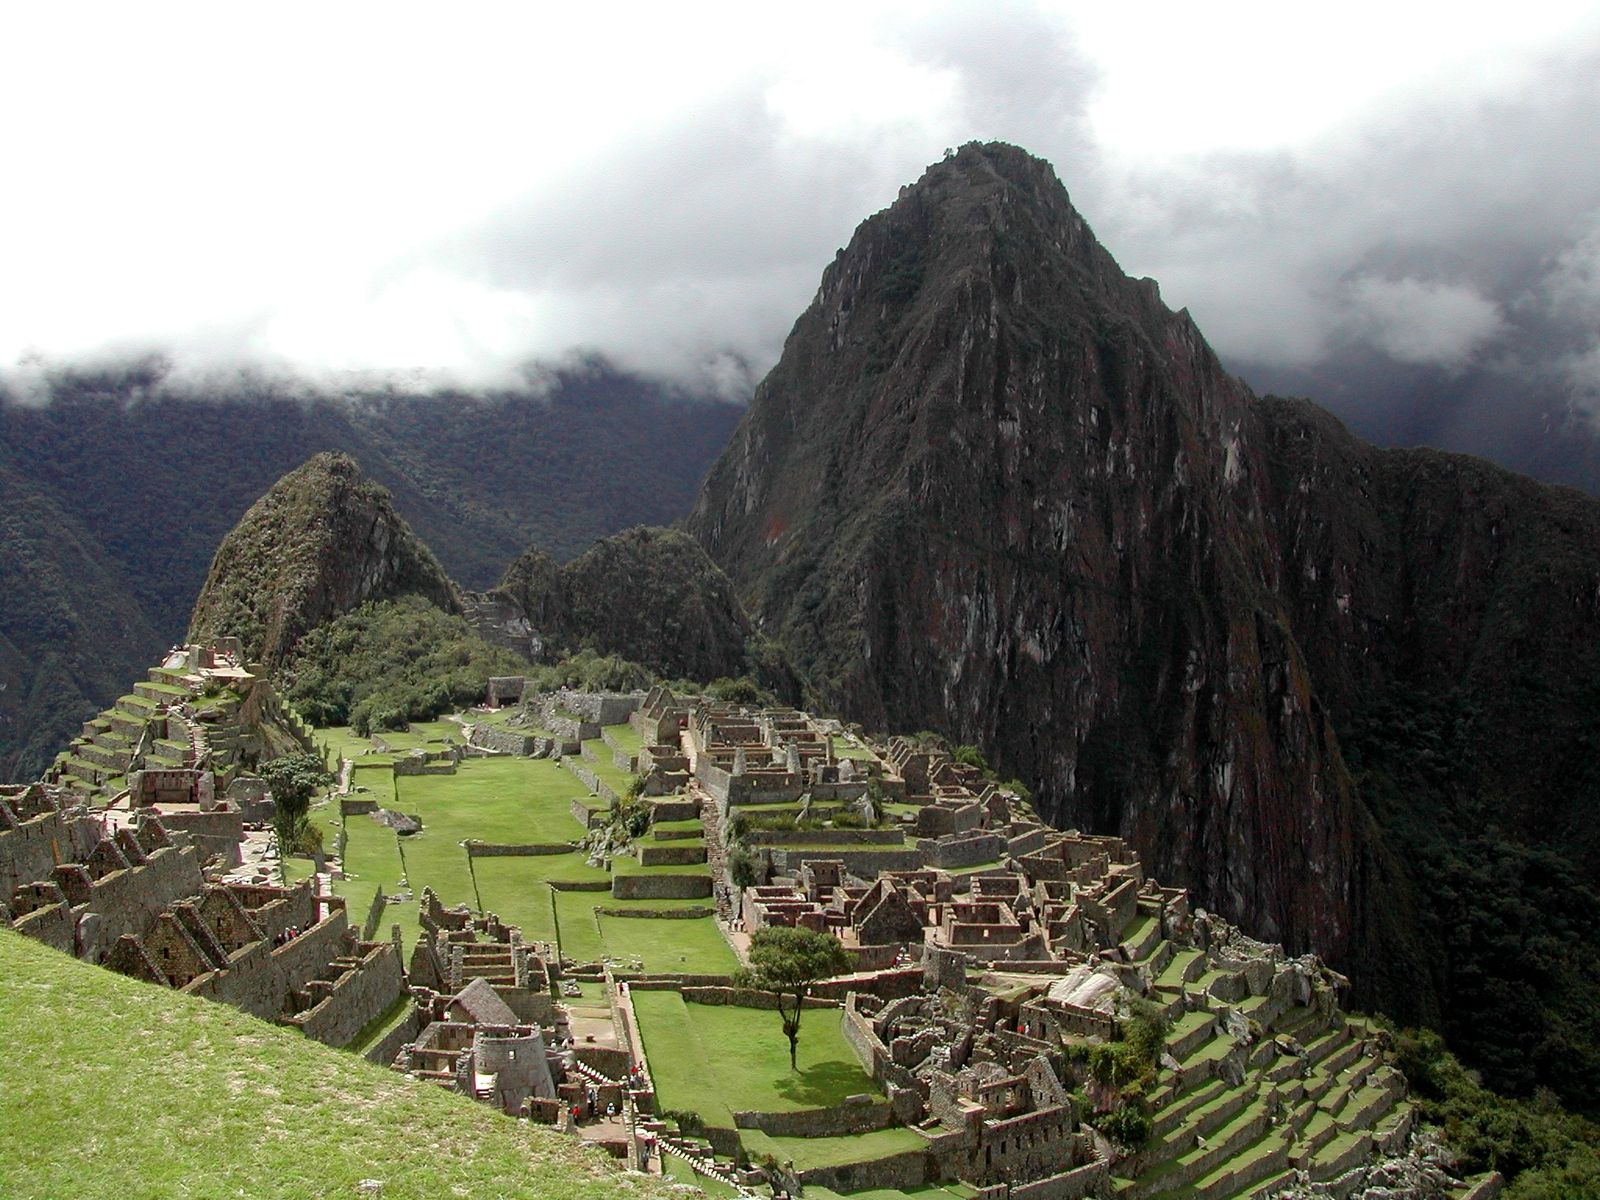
[1009,1157,1110,1200]
[570,798,608,829]
[556,689,642,727]
[392,754,456,777]
[611,873,712,900]
[365,1004,425,1066]
[595,904,715,920]
[0,803,101,899]
[74,844,207,962]
[733,1096,891,1137]
[811,968,925,1003]
[154,808,244,865]
[466,841,581,858]
[919,832,1006,869]
[844,994,889,1077]
[288,942,405,1047]
[767,846,924,878]
[647,796,698,822]
[667,986,835,1010]
[188,910,351,1021]
[793,1147,931,1192]
[469,725,551,757]
[637,843,707,867]
[749,829,905,847]
[360,886,388,940]
[563,759,620,806]
[12,895,75,952]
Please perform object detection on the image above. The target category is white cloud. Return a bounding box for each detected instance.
[0,1,1596,396]
[1339,277,1505,369]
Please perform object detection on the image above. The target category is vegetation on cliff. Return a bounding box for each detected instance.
[1393,1026,1600,1197]
[283,596,524,734]
[0,465,162,781]
[494,525,795,695]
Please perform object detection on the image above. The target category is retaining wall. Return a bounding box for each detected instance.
[466,842,581,858]
[733,1096,891,1137]
[637,844,707,867]
[611,873,711,900]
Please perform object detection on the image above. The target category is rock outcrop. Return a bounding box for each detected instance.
[486,527,755,683]
[188,452,460,671]
[686,143,1600,1108]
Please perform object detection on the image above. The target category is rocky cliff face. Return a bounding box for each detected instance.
[689,143,1359,960]
[188,452,460,670]
[687,143,1600,1107]
[490,527,756,683]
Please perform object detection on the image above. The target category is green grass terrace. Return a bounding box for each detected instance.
[0,929,671,1200]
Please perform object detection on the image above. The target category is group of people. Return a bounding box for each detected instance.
[271,924,302,946]
[569,1084,620,1125]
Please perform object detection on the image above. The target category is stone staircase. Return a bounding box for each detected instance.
[1113,933,1414,1200]
[657,1131,759,1197]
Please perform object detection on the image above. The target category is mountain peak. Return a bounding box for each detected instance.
[187,452,459,670]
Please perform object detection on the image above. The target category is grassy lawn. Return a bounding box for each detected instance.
[945,859,1005,875]
[577,741,639,795]
[632,993,878,1130]
[602,722,644,759]
[374,723,461,750]
[805,1182,975,1199]
[740,1126,930,1173]
[0,930,670,1200]
[309,743,602,951]
[472,854,609,944]
[661,1153,740,1198]
[553,889,609,963]
[832,740,879,762]
[612,856,713,877]
[396,757,590,840]
[598,915,737,974]
[650,817,705,835]
[552,892,732,972]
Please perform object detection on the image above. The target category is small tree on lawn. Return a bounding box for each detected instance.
[737,926,850,1071]
[262,752,331,881]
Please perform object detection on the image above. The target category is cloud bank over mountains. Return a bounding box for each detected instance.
[3,1,1599,426]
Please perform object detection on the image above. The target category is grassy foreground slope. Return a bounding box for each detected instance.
[0,930,668,1200]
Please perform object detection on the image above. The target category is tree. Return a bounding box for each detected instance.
[737,926,850,1071]
[727,846,759,889]
[262,752,331,879]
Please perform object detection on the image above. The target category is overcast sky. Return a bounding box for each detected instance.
[4,1,1599,411]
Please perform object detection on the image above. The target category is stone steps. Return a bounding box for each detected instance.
[1168,1011,1220,1061]
[1154,947,1207,992]
[1152,1077,1231,1138]
[1189,1081,1263,1142]
[1244,1167,1300,1199]
[76,741,128,772]
[1130,1096,1271,1199]
[133,681,188,705]
[1341,1074,1400,1132]
[1182,1130,1294,1200]
[115,694,157,718]
[1121,916,1164,962]
[1305,1129,1374,1182]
